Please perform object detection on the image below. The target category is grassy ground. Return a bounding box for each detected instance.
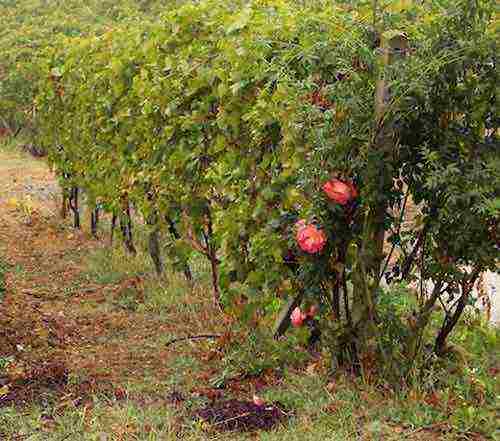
[0,138,498,440]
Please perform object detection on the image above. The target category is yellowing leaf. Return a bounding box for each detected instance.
[0,385,9,396]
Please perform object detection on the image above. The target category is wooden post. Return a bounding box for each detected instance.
[120,204,137,255]
[369,31,409,277]
[147,211,164,276]
[69,187,80,229]
[349,30,409,370]
[166,216,193,281]
[110,213,117,246]
[91,207,99,238]
[371,34,391,276]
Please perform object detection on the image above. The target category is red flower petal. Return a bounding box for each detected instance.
[296,224,327,254]
[253,395,265,407]
[291,307,307,327]
[322,179,358,205]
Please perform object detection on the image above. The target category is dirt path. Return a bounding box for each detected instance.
[0,147,256,438]
[0,149,180,403]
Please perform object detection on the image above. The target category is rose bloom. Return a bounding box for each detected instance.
[307,305,318,317]
[290,307,307,327]
[322,178,358,205]
[296,221,327,254]
[253,395,265,407]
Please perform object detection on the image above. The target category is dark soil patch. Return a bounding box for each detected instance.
[0,360,69,407]
[195,399,290,432]
[166,390,185,406]
[0,358,124,409]
[22,143,47,158]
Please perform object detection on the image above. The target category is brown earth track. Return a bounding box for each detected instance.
[0,150,177,405]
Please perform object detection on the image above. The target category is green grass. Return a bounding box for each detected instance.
[0,135,22,154]
[1,206,498,440]
[2,362,497,440]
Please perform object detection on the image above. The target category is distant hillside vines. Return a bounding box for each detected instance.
[0,0,182,135]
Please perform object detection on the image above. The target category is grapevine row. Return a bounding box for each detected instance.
[37,0,499,366]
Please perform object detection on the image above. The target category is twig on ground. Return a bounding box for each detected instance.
[165,334,222,347]
[211,411,252,426]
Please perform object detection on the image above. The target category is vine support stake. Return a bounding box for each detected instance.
[68,187,80,229]
[166,216,193,282]
[110,213,117,246]
[91,206,99,238]
[147,211,164,276]
[120,203,137,255]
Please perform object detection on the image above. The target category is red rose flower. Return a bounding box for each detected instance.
[291,307,307,327]
[296,221,327,254]
[307,305,318,318]
[253,395,265,407]
[322,178,358,205]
